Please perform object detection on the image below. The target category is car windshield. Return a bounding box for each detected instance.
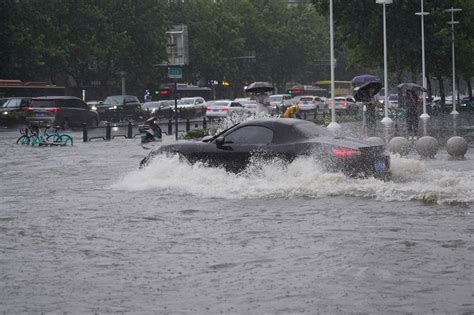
[142,102,161,108]
[208,101,229,107]
[178,99,194,105]
[269,96,283,102]
[242,102,257,107]
[30,99,58,107]
[300,97,313,102]
[103,96,124,105]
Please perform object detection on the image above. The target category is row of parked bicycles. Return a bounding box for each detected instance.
[16,125,73,146]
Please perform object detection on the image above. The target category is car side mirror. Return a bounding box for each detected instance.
[215,136,225,147]
[202,135,213,142]
[215,136,232,149]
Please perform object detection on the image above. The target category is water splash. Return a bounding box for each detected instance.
[112,153,474,205]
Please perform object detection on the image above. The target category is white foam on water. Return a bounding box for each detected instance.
[112,152,474,205]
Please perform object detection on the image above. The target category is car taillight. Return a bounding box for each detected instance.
[332,148,359,156]
[341,102,348,107]
[206,107,212,111]
[47,107,59,113]
[221,108,228,111]
[24,108,33,113]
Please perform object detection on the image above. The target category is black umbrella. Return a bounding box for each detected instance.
[353,81,383,102]
[244,81,275,93]
[397,83,427,93]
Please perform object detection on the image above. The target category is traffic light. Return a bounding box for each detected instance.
[287,88,301,96]
[156,88,171,95]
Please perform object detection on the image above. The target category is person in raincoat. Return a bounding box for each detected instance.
[404,90,420,139]
[283,104,301,118]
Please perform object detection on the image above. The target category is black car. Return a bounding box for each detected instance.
[25,96,99,129]
[140,118,391,179]
[96,95,145,122]
[1,97,31,126]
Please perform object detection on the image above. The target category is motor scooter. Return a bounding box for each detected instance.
[139,117,162,143]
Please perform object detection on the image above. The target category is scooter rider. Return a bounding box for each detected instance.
[140,117,162,143]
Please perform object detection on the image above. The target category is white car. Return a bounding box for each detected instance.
[269,94,292,112]
[177,97,206,110]
[326,96,359,114]
[239,100,259,114]
[205,100,246,118]
[297,95,325,111]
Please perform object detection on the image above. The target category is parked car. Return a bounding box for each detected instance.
[25,96,99,129]
[326,96,359,114]
[140,118,391,179]
[297,96,325,112]
[1,97,31,126]
[205,100,245,118]
[96,95,144,122]
[86,100,101,110]
[269,94,292,113]
[177,97,206,110]
[240,100,259,115]
[142,100,174,113]
[0,98,8,107]
[459,96,474,112]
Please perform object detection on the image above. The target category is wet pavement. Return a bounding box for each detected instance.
[0,112,472,313]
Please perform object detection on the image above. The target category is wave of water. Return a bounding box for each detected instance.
[112,153,474,205]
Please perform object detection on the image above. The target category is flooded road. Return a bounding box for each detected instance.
[0,127,472,313]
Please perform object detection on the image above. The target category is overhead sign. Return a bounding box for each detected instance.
[168,66,182,79]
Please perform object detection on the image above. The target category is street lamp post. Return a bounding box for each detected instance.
[376,0,393,125]
[416,0,430,119]
[445,7,462,115]
[327,0,340,130]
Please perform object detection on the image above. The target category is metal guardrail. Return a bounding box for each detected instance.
[82,118,210,142]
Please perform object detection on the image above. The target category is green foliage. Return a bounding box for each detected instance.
[1,0,472,99]
[183,128,211,140]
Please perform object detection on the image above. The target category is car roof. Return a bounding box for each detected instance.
[239,118,307,128]
[32,96,81,100]
[232,118,322,143]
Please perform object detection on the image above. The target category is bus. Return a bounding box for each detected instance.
[286,85,327,98]
[0,79,65,98]
[314,80,352,97]
[156,83,212,100]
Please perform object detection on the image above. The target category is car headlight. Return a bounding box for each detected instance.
[91,106,97,111]
[111,105,117,110]
[2,111,8,115]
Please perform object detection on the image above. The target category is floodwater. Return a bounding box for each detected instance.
[0,125,473,313]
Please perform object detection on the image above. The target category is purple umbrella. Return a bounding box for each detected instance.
[351,74,381,87]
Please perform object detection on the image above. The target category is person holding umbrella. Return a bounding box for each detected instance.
[404,90,421,140]
[397,83,425,140]
[352,77,383,137]
[245,82,274,115]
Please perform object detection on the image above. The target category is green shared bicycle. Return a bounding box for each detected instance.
[16,125,73,146]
